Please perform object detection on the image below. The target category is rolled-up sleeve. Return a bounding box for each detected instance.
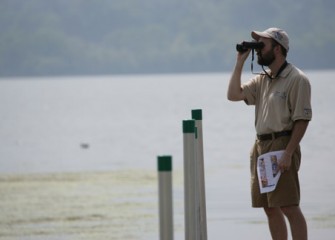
[242,77,258,105]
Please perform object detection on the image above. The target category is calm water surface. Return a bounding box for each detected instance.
[0,71,334,239]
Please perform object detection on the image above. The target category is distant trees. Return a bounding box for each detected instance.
[0,0,334,76]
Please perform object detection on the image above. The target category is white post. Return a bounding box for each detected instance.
[192,109,208,240]
[182,120,198,240]
[158,155,174,240]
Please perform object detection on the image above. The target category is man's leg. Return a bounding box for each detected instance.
[281,206,308,240]
[264,207,288,240]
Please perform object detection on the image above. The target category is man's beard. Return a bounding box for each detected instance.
[257,50,275,66]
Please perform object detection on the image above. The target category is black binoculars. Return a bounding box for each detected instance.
[236,41,265,53]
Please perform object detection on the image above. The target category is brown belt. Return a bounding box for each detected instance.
[257,130,292,141]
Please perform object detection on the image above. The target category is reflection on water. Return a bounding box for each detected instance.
[1,168,335,240]
[0,170,177,240]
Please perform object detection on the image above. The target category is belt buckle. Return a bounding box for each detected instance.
[271,132,276,140]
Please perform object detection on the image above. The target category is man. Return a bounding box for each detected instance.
[227,27,312,240]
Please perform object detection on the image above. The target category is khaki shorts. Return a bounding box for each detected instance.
[250,135,301,208]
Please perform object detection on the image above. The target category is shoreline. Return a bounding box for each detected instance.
[1,169,334,239]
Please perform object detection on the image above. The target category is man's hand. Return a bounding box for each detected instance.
[236,47,251,63]
[279,151,293,173]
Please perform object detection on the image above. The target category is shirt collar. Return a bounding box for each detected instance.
[275,62,292,79]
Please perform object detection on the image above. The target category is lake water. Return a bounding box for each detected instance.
[0,71,334,239]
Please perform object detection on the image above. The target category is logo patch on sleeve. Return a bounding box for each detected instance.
[304,108,312,117]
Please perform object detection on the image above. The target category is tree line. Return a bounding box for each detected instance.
[0,0,334,77]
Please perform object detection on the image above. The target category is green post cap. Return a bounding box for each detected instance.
[157,155,172,171]
[191,109,202,120]
[182,120,195,133]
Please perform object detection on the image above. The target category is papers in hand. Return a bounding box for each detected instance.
[257,150,284,193]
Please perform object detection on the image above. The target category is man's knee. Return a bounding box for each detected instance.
[263,207,282,218]
[280,205,300,218]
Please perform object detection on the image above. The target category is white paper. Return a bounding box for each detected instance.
[257,150,284,193]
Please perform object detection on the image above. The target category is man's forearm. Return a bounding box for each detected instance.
[227,61,244,101]
[285,120,309,155]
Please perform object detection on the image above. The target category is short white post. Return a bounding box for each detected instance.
[192,109,208,240]
[158,155,174,240]
[183,120,198,240]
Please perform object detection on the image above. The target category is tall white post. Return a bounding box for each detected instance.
[183,120,198,240]
[158,155,174,240]
[192,109,208,240]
